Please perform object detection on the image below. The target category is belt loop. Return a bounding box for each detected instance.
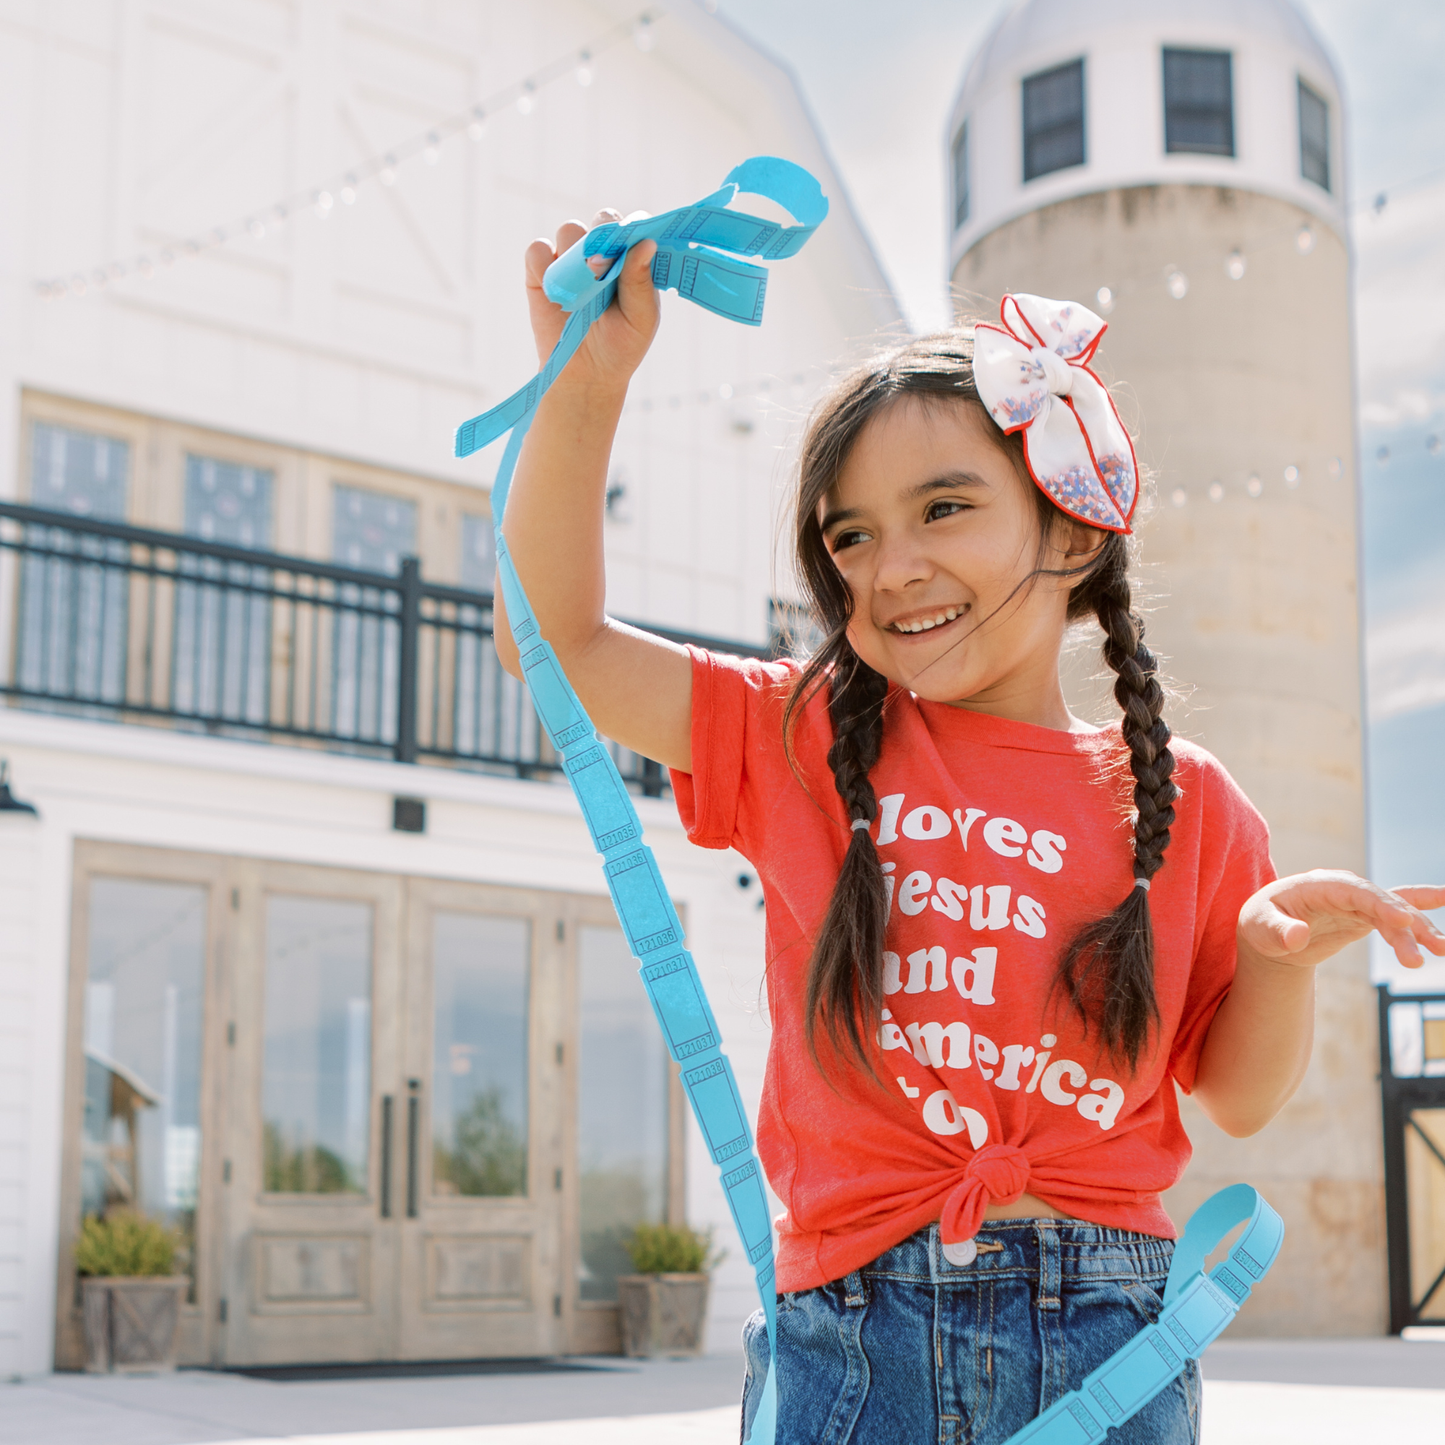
[842,1270,867,1309]
[1036,1221,1061,1312]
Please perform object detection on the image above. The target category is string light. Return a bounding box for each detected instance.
[1208,482,1224,502]
[33,9,658,300]
[1165,267,1188,300]
[1284,465,1300,488]
[1295,224,1316,254]
[1246,474,1263,497]
[1225,249,1246,280]
[1095,285,1114,313]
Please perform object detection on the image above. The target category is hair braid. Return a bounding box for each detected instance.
[790,648,891,1075]
[1054,554,1179,1070]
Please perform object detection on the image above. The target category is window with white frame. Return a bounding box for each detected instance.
[1022,59,1085,182]
[1298,79,1330,191]
[1163,48,1234,157]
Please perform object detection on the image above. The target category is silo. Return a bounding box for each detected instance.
[946,0,1375,1334]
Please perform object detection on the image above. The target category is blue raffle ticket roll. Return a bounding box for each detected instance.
[452,158,1283,1445]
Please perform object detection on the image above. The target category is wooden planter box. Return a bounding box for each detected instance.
[81,1277,189,1373]
[616,1273,710,1358]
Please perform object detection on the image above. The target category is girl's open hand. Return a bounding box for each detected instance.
[1238,871,1445,971]
[523,209,660,389]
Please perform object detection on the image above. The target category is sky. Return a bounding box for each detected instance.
[711,0,1445,330]
[710,0,1445,963]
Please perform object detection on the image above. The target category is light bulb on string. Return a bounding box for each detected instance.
[314,190,334,218]
[1296,225,1316,254]
[1095,285,1114,313]
[1328,456,1343,479]
[1225,250,1246,280]
[1208,481,1224,502]
[1376,445,1390,466]
[380,156,398,186]
[1246,474,1263,497]
[1428,434,1442,457]
[517,83,536,115]
[423,133,441,165]
[468,108,486,141]
[248,217,266,240]
[340,174,358,204]
[1284,465,1300,488]
[634,14,656,50]
[1170,488,1187,508]
[576,50,594,86]
[1165,267,1188,300]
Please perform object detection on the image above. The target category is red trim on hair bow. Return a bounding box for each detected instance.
[973,293,1139,533]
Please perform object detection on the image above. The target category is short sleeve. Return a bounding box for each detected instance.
[1168,755,1278,1092]
[668,646,799,853]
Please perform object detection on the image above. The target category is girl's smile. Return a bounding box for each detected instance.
[820,397,1095,726]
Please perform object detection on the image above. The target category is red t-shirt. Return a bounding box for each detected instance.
[671,647,1275,1294]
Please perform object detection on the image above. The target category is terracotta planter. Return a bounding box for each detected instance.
[616,1273,710,1358]
[80,1276,189,1373]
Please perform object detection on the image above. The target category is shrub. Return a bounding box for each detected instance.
[74,1212,179,1278]
[625,1222,725,1276]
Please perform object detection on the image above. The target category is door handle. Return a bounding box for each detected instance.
[380,1095,394,1218]
[406,1088,420,1219]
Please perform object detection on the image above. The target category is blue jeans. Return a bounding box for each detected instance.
[741,1219,1200,1445]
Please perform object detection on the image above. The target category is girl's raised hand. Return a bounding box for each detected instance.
[1238,871,1445,971]
[523,209,660,387]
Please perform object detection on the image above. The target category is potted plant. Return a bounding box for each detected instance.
[75,1212,189,1373]
[616,1223,724,1359]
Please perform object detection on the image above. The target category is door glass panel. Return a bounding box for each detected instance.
[577,925,669,1303]
[1406,1107,1445,1322]
[81,879,206,1283]
[430,913,530,1197]
[262,896,372,1194]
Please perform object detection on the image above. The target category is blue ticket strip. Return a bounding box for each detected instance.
[453,158,1283,1445]
[1004,1184,1284,1445]
[454,157,829,1445]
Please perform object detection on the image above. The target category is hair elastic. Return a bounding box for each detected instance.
[1134,876,1151,891]
[851,818,871,831]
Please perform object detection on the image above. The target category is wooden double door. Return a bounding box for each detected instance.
[58,842,681,1368]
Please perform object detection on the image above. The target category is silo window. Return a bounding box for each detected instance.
[952,122,970,228]
[1022,59,1085,182]
[1299,80,1330,190]
[1163,48,1234,156]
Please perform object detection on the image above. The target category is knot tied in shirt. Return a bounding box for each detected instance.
[940,1144,1031,1247]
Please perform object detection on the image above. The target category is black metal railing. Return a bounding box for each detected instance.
[0,501,770,795]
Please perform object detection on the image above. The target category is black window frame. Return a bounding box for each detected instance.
[1298,77,1330,191]
[1021,58,1085,184]
[1162,46,1235,157]
[952,121,970,229]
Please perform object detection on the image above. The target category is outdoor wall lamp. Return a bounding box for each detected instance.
[0,761,38,817]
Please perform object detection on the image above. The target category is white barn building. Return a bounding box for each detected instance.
[0,0,899,1375]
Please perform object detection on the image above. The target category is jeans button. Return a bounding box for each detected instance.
[943,1238,977,1267]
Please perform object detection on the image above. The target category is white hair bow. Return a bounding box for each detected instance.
[972,294,1139,533]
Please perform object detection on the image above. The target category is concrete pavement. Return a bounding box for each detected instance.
[1,1339,1441,1445]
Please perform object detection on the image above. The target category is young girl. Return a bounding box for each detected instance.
[496,216,1445,1445]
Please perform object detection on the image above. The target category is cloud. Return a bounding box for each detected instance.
[1367,599,1445,721]
[1353,177,1445,420]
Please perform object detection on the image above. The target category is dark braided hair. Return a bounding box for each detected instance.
[782,330,1178,1075]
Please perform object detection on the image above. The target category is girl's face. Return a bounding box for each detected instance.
[820,398,1095,719]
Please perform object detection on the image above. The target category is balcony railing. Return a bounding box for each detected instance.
[0,501,770,796]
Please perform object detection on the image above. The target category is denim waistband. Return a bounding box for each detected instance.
[855,1218,1175,1292]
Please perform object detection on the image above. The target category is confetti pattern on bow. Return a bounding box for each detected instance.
[973,293,1139,533]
